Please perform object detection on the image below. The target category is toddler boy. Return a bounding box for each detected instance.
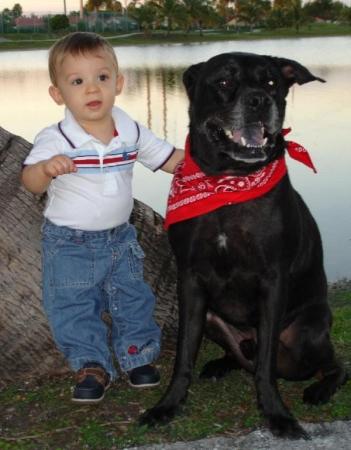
[22,32,183,403]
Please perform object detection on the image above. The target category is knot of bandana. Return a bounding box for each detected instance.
[164,129,316,229]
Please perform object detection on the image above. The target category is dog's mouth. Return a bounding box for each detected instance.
[224,123,268,148]
[209,121,276,164]
[223,122,272,163]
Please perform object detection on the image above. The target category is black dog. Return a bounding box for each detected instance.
[140,52,347,439]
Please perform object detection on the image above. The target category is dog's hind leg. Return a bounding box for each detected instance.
[200,311,254,379]
[302,307,349,404]
[277,303,348,404]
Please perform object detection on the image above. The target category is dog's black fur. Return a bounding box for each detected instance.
[140,52,348,439]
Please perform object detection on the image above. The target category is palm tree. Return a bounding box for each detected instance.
[216,0,235,24]
[85,0,105,12]
[85,0,123,12]
[181,0,215,35]
[272,0,303,31]
[157,0,184,36]
[235,0,271,31]
[128,1,159,35]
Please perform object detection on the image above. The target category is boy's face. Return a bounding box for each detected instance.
[49,48,123,127]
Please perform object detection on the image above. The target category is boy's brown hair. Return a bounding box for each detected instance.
[49,32,118,85]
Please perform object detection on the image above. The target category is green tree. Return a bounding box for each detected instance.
[85,0,122,12]
[291,0,303,31]
[49,14,70,31]
[270,0,304,31]
[12,3,23,18]
[330,1,348,20]
[85,0,105,12]
[157,0,185,35]
[109,0,123,12]
[303,0,334,21]
[181,0,217,35]
[1,8,15,32]
[340,5,351,25]
[235,0,271,30]
[216,0,235,25]
[128,1,159,35]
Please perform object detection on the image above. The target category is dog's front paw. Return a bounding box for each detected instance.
[268,415,310,440]
[139,404,180,427]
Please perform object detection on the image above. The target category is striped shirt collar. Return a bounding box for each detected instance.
[59,107,119,149]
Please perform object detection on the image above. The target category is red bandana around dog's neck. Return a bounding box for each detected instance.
[164,129,317,229]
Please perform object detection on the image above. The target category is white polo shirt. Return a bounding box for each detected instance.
[24,107,174,231]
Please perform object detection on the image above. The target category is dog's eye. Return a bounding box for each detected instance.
[218,79,233,89]
[267,80,275,86]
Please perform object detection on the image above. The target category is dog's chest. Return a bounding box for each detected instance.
[201,220,270,322]
[204,203,272,254]
[185,209,272,285]
[170,201,287,325]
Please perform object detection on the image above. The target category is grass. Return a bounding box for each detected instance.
[0,289,350,449]
[0,23,350,51]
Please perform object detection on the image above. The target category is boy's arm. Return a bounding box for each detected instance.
[21,155,77,194]
[160,148,184,174]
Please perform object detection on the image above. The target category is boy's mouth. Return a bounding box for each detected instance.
[86,100,102,109]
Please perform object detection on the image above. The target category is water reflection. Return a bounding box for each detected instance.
[124,68,186,139]
[119,66,187,146]
[0,38,350,281]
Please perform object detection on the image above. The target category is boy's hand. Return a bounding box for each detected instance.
[42,155,77,178]
[22,155,77,195]
[161,148,184,174]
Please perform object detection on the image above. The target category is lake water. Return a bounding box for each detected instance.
[0,36,350,281]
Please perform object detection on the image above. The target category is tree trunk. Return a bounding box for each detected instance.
[0,126,178,387]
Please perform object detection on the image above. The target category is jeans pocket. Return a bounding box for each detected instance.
[128,242,145,280]
[43,239,95,288]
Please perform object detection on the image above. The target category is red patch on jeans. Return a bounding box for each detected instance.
[128,345,138,355]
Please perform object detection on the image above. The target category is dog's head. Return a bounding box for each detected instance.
[183,52,325,175]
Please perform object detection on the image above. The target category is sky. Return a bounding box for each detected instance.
[0,1,81,15]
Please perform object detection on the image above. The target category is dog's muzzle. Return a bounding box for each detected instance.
[224,122,268,162]
[209,121,276,164]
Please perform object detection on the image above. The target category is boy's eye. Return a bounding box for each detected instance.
[72,78,83,85]
[99,74,109,81]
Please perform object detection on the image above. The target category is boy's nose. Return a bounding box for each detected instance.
[86,80,99,92]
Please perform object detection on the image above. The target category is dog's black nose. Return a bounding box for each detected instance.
[247,92,272,111]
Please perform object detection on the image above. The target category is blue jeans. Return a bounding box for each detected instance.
[41,220,161,380]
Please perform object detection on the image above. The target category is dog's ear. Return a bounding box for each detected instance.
[183,62,204,99]
[272,57,325,87]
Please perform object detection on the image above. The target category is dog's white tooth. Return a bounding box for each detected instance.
[263,137,268,145]
[241,136,247,146]
[225,129,232,139]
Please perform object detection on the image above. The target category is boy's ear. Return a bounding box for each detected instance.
[116,74,124,95]
[49,85,64,105]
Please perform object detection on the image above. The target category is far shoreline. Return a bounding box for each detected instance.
[329,278,351,292]
[0,23,351,51]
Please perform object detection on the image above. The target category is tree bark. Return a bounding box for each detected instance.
[0,126,178,387]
